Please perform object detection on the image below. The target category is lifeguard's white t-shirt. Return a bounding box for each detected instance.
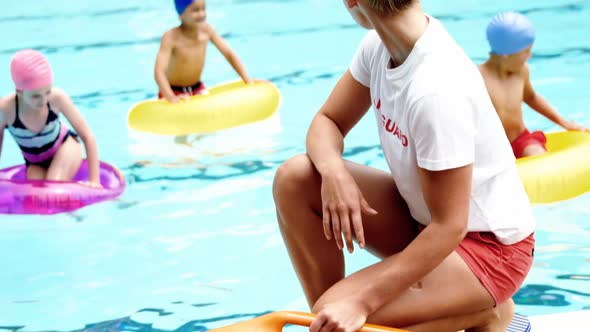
[349,16,535,245]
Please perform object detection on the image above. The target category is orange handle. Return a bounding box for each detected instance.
[207,311,408,332]
[277,311,407,332]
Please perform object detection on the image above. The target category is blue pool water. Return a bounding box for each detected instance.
[1,0,589,330]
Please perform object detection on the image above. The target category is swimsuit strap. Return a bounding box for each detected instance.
[11,95,24,129]
[11,95,56,129]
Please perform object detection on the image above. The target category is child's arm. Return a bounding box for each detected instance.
[208,24,253,84]
[0,118,4,162]
[155,32,180,102]
[523,65,589,132]
[0,99,6,161]
[53,88,101,187]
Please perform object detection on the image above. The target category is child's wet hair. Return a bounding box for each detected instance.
[366,0,414,13]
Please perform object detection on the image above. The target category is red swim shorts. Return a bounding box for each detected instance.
[511,129,547,158]
[456,232,535,305]
[158,81,207,99]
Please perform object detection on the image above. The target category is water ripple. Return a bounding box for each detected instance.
[515,284,590,307]
[0,310,272,332]
[121,144,382,185]
[1,2,588,58]
[0,7,145,22]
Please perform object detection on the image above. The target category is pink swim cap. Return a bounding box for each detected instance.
[10,49,53,91]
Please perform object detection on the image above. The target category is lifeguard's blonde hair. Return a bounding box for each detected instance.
[366,0,415,13]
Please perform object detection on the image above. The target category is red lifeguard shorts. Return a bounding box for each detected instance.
[456,232,535,305]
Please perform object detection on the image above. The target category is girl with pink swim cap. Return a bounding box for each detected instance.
[0,49,101,187]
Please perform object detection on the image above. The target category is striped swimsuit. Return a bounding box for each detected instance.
[7,96,78,169]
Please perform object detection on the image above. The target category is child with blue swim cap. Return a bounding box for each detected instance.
[154,0,252,104]
[479,11,589,158]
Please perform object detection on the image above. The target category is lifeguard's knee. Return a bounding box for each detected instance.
[311,297,330,315]
[272,154,317,207]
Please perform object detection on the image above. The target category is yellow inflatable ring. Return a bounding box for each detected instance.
[127,80,281,135]
[517,131,590,204]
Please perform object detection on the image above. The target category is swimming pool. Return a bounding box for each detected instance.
[1,0,589,330]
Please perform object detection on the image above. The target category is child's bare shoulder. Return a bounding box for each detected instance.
[476,63,486,73]
[476,62,494,79]
[161,28,181,45]
[0,94,15,124]
[49,87,71,107]
[520,62,531,78]
[49,88,80,114]
[0,94,14,112]
[202,23,218,38]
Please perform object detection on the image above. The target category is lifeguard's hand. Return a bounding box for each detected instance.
[310,300,368,332]
[321,169,377,253]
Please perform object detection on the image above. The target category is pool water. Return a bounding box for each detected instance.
[0,0,589,331]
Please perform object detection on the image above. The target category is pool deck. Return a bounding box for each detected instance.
[530,310,590,331]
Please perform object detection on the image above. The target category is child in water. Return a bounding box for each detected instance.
[479,11,589,158]
[0,49,101,187]
[154,0,253,103]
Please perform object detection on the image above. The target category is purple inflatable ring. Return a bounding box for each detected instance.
[0,160,125,215]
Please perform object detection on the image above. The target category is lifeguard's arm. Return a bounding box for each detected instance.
[523,64,571,128]
[307,70,376,250]
[354,164,472,314]
[53,88,100,184]
[208,24,252,83]
[307,70,370,176]
[154,31,177,99]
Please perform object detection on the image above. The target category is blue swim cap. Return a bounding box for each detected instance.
[175,0,194,16]
[486,11,535,55]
